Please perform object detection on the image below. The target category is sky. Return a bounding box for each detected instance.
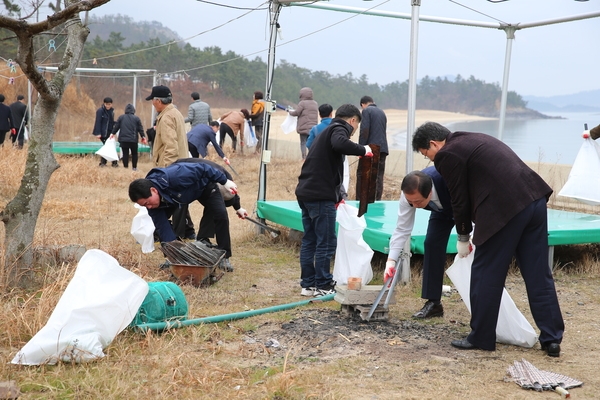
[86,0,600,98]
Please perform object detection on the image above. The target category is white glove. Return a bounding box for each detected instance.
[384,260,396,283]
[236,208,248,219]
[363,145,373,157]
[224,179,237,195]
[456,235,472,258]
[223,157,230,165]
[583,130,591,139]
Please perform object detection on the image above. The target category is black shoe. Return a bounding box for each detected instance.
[219,258,234,272]
[413,300,444,319]
[159,260,172,270]
[541,342,561,357]
[314,281,336,297]
[451,338,478,350]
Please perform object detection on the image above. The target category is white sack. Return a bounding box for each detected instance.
[445,251,538,348]
[280,114,297,135]
[131,203,155,253]
[244,119,258,147]
[11,249,149,365]
[342,157,350,195]
[333,203,374,285]
[95,137,119,162]
[558,137,600,205]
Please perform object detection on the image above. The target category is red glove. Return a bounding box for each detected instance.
[10,128,16,136]
[236,208,248,219]
[583,130,591,139]
[363,145,373,157]
[384,260,396,285]
[335,199,345,209]
[223,157,230,165]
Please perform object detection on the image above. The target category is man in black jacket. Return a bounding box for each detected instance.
[9,95,28,149]
[93,97,116,167]
[0,94,15,147]
[110,104,146,170]
[295,104,372,297]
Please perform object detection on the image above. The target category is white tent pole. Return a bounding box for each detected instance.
[498,26,516,141]
[406,0,420,176]
[133,73,137,110]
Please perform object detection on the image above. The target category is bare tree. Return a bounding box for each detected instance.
[0,0,110,289]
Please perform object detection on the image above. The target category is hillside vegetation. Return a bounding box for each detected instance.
[0,14,545,117]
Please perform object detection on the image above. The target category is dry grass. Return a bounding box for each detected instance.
[1,142,600,399]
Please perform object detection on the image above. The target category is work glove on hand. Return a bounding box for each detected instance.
[583,130,591,139]
[456,234,473,258]
[363,145,373,157]
[10,128,16,136]
[224,179,238,195]
[236,208,248,219]
[384,260,397,285]
[223,157,230,165]
[335,199,345,210]
[141,137,147,144]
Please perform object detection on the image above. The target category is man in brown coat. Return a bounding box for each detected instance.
[413,122,564,357]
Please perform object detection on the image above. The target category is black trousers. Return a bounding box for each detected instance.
[0,130,8,146]
[422,212,455,301]
[120,142,139,168]
[197,184,231,258]
[466,197,564,350]
[219,123,237,151]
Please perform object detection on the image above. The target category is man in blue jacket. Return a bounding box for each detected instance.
[187,121,228,164]
[128,162,238,271]
[306,104,333,149]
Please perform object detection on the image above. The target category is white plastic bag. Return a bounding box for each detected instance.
[333,203,374,285]
[95,137,119,162]
[11,249,149,365]
[445,251,538,348]
[131,204,155,253]
[558,138,600,205]
[244,119,258,147]
[280,113,297,135]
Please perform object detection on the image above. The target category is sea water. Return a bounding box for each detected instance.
[391,111,600,166]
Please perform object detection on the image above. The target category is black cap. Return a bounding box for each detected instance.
[145,85,172,101]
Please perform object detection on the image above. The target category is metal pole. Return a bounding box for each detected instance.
[151,72,157,128]
[498,26,516,141]
[257,1,282,203]
[133,73,137,110]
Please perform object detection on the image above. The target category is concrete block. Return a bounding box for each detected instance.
[334,284,396,305]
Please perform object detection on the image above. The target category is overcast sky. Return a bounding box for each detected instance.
[88,0,600,98]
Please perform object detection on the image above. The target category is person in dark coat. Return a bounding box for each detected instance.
[413,121,564,357]
[187,121,228,163]
[128,162,238,271]
[288,87,318,160]
[9,94,28,149]
[356,95,388,200]
[111,104,146,170]
[0,94,15,147]
[295,104,372,297]
[93,97,116,167]
[385,167,455,319]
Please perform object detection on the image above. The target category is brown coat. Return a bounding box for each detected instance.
[220,111,246,143]
[153,104,189,167]
[590,123,600,140]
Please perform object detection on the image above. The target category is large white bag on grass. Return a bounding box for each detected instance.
[131,203,155,253]
[280,113,297,134]
[558,137,600,205]
[445,251,538,348]
[333,203,374,285]
[11,249,149,365]
[95,137,119,162]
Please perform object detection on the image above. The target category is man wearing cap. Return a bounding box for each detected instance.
[146,85,189,168]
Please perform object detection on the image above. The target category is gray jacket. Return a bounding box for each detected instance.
[288,87,318,135]
[184,100,212,127]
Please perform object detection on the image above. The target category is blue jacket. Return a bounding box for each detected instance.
[186,124,225,158]
[359,104,388,154]
[93,106,114,138]
[306,117,332,149]
[146,162,228,242]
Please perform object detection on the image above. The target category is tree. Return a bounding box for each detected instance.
[0,0,110,289]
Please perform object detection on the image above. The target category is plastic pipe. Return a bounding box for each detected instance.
[134,293,335,333]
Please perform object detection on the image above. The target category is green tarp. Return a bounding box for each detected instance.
[52,142,151,155]
[257,200,600,255]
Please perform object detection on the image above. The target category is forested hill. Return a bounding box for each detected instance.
[4,14,542,117]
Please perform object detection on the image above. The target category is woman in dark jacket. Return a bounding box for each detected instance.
[111,104,146,170]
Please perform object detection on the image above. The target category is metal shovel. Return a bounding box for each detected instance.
[245,216,281,238]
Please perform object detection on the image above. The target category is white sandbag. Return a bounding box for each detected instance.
[11,249,149,365]
[244,119,258,147]
[280,113,297,135]
[558,138,600,205]
[445,251,538,348]
[131,204,155,253]
[333,203,374,285]
[95,137,119,162]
